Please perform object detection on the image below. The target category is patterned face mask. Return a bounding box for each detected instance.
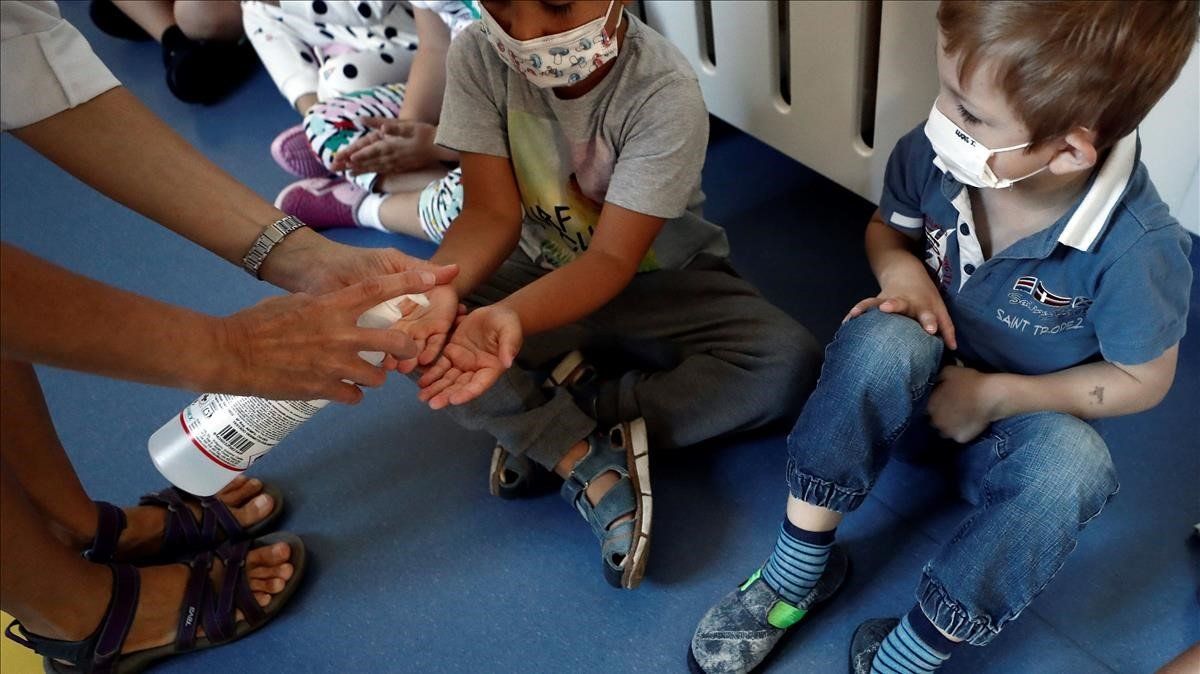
[478,0,623,89]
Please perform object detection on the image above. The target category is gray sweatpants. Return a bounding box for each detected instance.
[437,253,822,470]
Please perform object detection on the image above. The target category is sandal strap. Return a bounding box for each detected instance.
[83,501,127,563]
[561,434,629,506]
[140,487,205,556]
[4,564,140,674]
[588,479,637,533]
[175,550,213,650]
[199,495,245,546]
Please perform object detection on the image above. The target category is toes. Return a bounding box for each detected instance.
[247,542,291,566]
[234,493,275,527]
[222,478,265,508]
[250,577,287,593]
[253,592,271,607]
[248,562,294,580]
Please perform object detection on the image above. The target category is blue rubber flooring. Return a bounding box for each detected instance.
[1,2,1196,671]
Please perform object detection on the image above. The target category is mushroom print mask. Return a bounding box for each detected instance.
[478,0,623,88]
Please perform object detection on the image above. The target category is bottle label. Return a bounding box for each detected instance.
[178,394,327,471]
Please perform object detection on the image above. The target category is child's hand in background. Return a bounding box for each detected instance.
[417,304,522,409]
[842,266,957,350]
[330,118,440,175]
[387,284,462,372]
[927,364,1004,443]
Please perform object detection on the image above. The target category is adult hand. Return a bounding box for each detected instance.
[260,234,457,296]
[417,304,522,409]
[218,270,441,403]
[927,365,1004,443]
[329,118,440,175]
[843,269,957,349]
[387,284,462,372]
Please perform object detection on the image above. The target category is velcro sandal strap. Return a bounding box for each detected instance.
[91,564,140,674]
[139,487,204,555]
[3,565,139,672]
[175,551,213,651]
[83,501,127,563]
[587,478,636,531]
[199,495,246,546]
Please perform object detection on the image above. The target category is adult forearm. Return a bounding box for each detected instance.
[10,87,283,268]
[500,251,634,336]
[0,245,227,391]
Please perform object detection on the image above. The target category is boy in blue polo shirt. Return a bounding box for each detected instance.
[689,2,1197,672]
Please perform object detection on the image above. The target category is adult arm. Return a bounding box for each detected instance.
[0,244,440,403]
[8,86,453,294]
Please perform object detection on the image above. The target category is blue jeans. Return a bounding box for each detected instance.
[785,310,1119,646]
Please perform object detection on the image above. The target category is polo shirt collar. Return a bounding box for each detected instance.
[1056,130,1138,252]
[938,130,1139,259]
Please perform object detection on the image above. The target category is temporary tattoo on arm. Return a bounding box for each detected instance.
[1089,385,1104,405]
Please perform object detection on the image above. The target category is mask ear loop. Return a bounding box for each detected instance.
[604,0,623,38]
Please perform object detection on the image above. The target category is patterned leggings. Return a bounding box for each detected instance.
[304,84,462,242]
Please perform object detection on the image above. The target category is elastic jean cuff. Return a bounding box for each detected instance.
[785,461,868,513]
[916,572,1004,646]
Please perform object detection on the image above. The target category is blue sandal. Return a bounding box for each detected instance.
[489,351,598,500]
[561,419,652,589]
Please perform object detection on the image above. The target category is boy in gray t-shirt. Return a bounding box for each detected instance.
[394,0,820,590]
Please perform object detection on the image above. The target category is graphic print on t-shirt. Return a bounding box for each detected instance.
[508,109,659,271]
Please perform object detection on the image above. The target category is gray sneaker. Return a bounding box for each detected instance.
[848,618,899,674]
[688,545,850,674]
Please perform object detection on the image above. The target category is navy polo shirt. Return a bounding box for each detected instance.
[878,125,1192,375]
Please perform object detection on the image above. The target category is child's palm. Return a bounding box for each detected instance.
[418,306,522,409]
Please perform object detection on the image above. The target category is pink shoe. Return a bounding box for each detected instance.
[271,124,329,178]
[275,177,365,229]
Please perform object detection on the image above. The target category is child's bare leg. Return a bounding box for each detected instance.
[786,495,842,532]
[112,0,174,41]
[375,190,427,239]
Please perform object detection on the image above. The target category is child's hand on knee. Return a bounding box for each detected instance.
[844,273,957,350]
[417,304,522,409]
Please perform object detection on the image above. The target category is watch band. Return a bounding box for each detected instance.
[241,215,308,279]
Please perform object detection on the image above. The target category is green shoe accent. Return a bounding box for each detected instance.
[766,600,808,630]
[739,568,763,592]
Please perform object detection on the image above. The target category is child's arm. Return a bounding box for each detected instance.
[844,211,957,349]
[927,348,1179,443]
[416,204,664,408]
[388,151,524,369]
[396,9,452,127]
[502,204,664,334]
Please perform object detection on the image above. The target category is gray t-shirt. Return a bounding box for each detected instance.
[436,13,729,271]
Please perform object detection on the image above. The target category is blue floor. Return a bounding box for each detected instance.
[2,2,1197,671]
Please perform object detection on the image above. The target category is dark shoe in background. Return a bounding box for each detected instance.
[161,26,258,105]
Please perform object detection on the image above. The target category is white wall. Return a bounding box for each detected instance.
[644,0,1200,235]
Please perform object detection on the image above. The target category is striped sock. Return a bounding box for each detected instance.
[871,607,957,674]
[760,520,834,605]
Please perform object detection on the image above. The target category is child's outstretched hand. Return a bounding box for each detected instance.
[927,364,1004,443]
[843,270,958,350]
[387,284,461,373]
[417,305,523,409]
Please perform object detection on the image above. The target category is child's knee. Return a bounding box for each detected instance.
[1008,413,1118,524]
[833,310,943,388]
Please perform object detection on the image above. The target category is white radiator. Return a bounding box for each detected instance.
[642,0,1200,235]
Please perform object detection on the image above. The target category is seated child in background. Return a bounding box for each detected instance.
[392,0,822,590]
[242,0,422,175]
[274,0,477,241]
[689,1,1196,672]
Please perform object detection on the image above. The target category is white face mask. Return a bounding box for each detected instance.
[478,0,623,89]
[924,100,1047,189]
